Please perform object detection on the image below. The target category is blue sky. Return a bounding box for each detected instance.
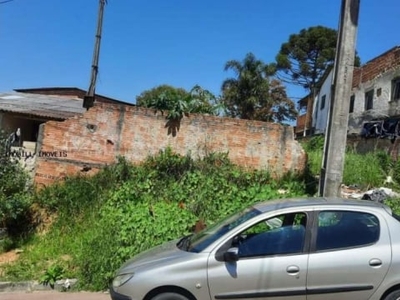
[0,0,398,104]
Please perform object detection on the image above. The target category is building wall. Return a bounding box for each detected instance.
[295,95,314,136]
[348,68,400,134]
[33,103,307,187]
[312,70,333,134]
[352,47,400,87]
[311,46,400,135]
[295,114,307,134]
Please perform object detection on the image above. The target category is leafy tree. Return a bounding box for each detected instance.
[221,52,297,123]
[136,84,222,120]
[136,85,189,107]
[273,25,361,91]
[189,85,224,115]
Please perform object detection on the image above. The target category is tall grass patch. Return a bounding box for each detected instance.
[1,149,308,290]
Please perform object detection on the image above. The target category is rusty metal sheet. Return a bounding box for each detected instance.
[0,92,86,119]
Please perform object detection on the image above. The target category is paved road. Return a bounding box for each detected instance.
[0,291,111,300]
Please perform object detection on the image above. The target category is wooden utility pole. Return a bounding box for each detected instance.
[83,0,107,110]
[319,0,360,197]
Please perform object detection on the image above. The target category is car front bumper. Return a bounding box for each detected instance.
[109,286,132,300]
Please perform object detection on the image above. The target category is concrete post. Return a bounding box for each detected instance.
[84,0,107,109]
[319,0,360,197]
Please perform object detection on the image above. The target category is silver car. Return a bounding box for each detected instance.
[110,197,400,300]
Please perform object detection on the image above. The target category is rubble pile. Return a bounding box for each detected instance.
[341,185,400,203]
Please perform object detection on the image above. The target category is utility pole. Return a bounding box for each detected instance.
[319,0,360,197]
[83,0,107,110]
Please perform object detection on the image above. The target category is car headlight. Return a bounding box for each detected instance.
[112,273,134,288]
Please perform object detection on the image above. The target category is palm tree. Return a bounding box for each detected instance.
[221,53,297,123]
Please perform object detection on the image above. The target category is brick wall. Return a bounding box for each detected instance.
[347,46,400,134]
[353,46,400,88]
[34,103,306,186]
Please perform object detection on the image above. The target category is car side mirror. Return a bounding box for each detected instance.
[224,247,239,262]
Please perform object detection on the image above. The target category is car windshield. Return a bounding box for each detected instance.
[177,207,262,253]
[393,212,400,222]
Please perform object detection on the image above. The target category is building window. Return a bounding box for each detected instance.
[320,95,326,110]
[349,95,355,113]
[365,90,374,111]
[392,78,400,101]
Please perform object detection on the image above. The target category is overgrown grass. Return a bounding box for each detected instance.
[0,150,308,290]
[302,136,399,189]
[343,151,386,189]
[2,142,400,291]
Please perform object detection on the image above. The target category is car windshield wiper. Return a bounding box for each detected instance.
[177,234,193,251]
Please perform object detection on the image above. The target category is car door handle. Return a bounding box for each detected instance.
[286,265,300,274]
[369,258,382,267]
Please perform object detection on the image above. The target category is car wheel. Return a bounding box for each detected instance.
[384,290,400,300]
[151,292,191,300]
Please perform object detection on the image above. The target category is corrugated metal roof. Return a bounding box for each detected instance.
[0,92,86,119]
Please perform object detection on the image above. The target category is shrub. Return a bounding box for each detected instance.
[34,156,134,217]
[302,135,325,152]
[0,132,33,243]
[77,201,197,290]
[393,160,400,184]
[2,149,308,290]
[73,150,307,289]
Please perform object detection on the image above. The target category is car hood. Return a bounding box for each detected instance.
[117,238,192,274]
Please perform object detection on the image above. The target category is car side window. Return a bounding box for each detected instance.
[236,212,307,258]
[316,210,380,251]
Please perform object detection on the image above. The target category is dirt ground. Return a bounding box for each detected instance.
[0,250,20,277]
[0,250,19,265]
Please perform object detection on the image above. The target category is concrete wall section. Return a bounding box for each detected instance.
[348,68,400,134]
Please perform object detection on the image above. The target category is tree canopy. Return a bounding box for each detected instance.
[136,84,221,120]
[221,53,297,123]
[136,85,189,108]
[273,25,361,91]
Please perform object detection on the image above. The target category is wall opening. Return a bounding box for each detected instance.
[364,89,374,111]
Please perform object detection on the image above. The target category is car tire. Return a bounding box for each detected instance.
[151,292,191,300]
[384,290,400,300]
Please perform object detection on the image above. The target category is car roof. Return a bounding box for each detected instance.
[253,197,388,213]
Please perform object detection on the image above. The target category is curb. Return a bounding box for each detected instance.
[0,279,79,293]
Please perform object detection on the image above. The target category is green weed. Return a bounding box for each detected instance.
[39,264,64,289]
[4,145,400,292]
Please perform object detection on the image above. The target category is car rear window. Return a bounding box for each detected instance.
[316,211,380,251]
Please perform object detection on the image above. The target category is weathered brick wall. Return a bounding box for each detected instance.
[34,103,306,186]
[348,46,400,134]
[352,46,400,88]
